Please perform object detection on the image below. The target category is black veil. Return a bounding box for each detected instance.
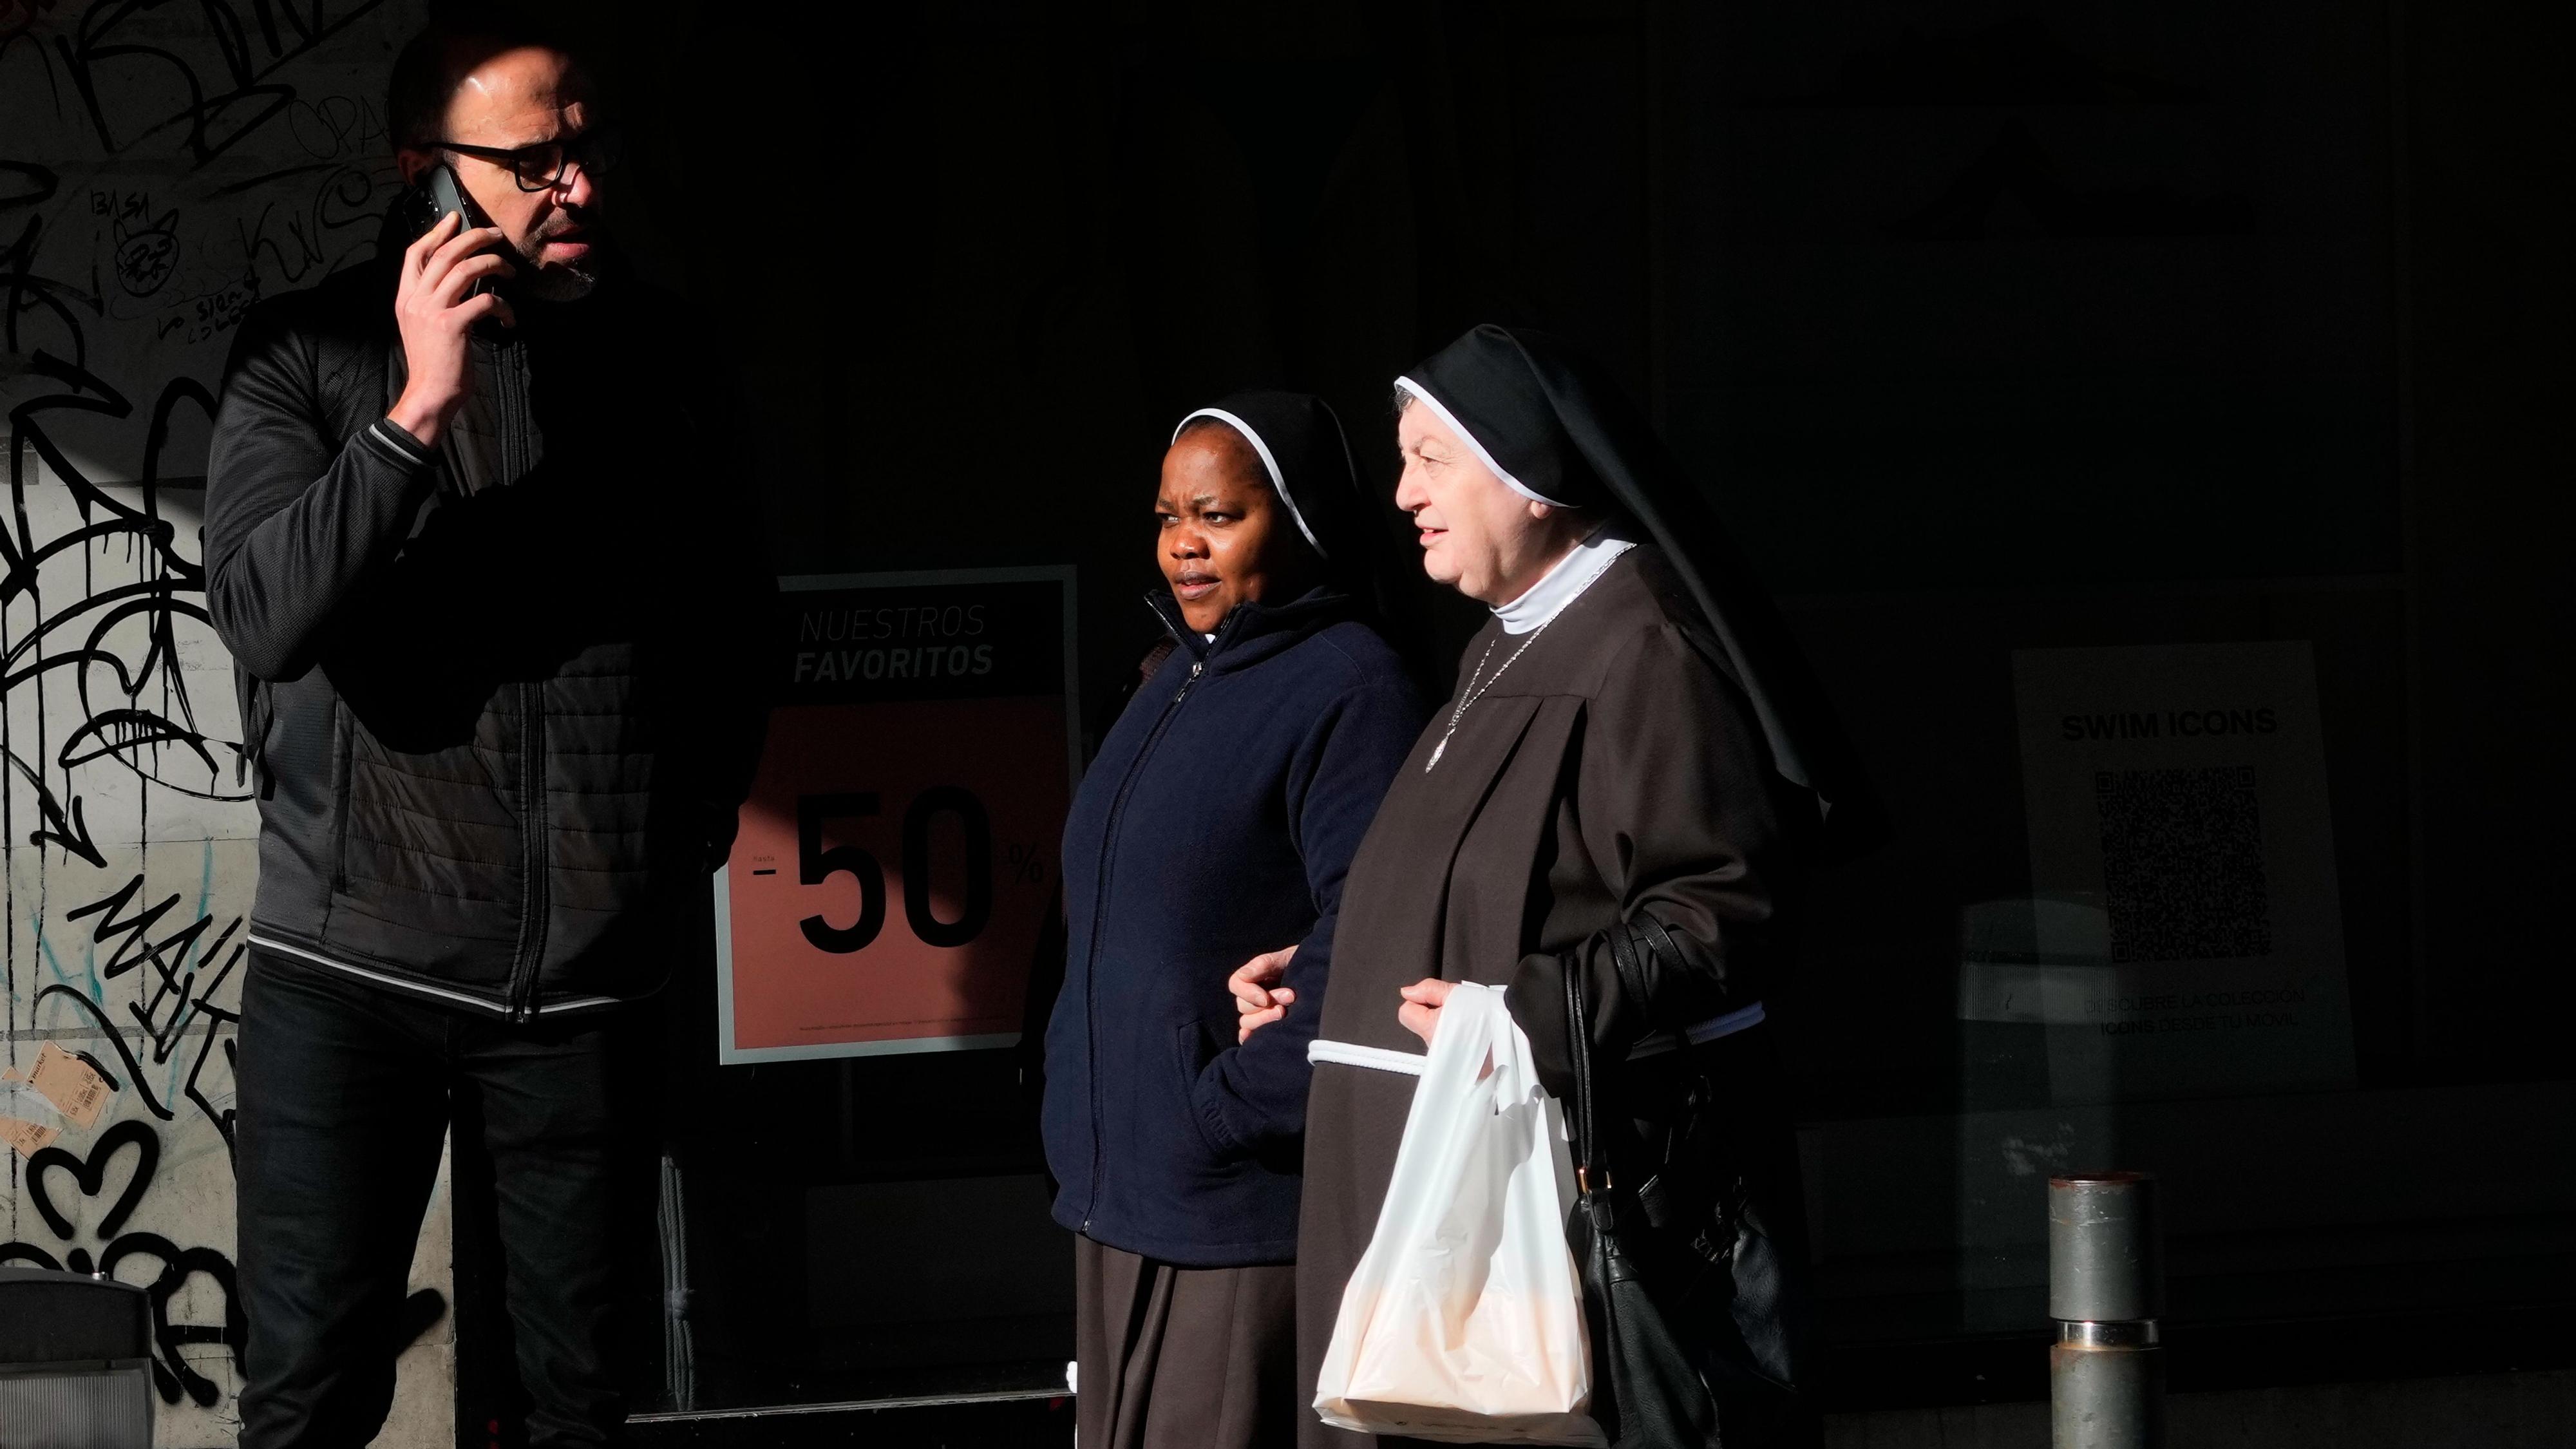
[1174,390,1416,636]
[1398,325,1883,858]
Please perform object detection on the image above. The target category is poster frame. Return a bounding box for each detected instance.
[712,565,1080,1065]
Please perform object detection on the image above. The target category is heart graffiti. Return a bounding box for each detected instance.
[26,1118,162,1240]
[12,1119,251,1407]
[8,1115,445,1407]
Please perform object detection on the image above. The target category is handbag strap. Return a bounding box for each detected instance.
[1564,946,1605,1194]
[1566,949,1587,1186]
[1569,916,1671,1195]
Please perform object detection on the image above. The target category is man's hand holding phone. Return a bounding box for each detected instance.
[386,211,516,449]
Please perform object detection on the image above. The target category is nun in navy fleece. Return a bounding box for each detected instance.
[1043,391,1424,1448]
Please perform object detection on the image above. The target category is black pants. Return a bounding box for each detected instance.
[234,952,644,1448]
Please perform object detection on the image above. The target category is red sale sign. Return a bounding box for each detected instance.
[714,569,1078,1062]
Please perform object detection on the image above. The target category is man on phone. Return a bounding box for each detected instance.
[205,10,771,1445]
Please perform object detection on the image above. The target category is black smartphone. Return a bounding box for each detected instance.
[396,162,499,297]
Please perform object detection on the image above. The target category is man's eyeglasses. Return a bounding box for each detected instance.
[432,128,623,193]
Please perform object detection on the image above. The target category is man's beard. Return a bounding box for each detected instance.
[514,211,600,301]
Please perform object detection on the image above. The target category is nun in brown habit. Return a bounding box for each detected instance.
[1233,326,1879,1448]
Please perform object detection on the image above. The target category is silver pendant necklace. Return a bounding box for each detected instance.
[1426,619,1555,772]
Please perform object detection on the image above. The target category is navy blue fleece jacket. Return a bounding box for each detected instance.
[1041,587,1423,1266]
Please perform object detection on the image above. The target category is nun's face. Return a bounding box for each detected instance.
[1395,402,1578,605]
[1156,427,1311,634]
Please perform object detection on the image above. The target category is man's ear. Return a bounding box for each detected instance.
[395,149,437,186]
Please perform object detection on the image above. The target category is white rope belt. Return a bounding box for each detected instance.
[1307,1001,1765,1075]
[1307,1039,1426,1075]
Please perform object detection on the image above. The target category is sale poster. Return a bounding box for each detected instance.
[714,569,1078,1063]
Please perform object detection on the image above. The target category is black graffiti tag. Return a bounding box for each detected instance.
[25,1117,162,1240]
[102,1231,251,1408]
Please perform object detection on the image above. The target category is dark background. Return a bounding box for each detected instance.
[567,0,2568,1092]
[457,0,2576,1431]
[10,0,2562,1437]
[500,0,2576,1428]
[565,5,2572,1085]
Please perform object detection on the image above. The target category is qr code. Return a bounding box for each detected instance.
[2094,766,2272,962]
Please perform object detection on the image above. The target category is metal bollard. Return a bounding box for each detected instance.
[2049,1172,2164,1449]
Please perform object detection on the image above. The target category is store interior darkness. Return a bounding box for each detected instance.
[427,1,2576,1434]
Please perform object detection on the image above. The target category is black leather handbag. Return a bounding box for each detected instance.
[1563,940,1720,1448]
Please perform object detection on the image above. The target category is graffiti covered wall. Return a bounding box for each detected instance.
[1,4,450,1444]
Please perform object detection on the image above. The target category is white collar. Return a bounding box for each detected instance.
[1493,519,1637,634]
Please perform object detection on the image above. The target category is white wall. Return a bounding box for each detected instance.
[1,5,448,1444]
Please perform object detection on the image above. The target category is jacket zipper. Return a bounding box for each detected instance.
[327,702,354,891]
[497,348,550,1023]
[1077,614,1224,1232]
[505,679,551,1022]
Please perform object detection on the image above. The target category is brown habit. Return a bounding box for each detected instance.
[1293,545,1799,1448]
[1077,1236,1300,1449]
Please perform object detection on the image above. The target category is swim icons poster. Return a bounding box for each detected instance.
[714,568,1078,1063]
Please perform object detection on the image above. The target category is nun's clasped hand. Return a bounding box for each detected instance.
[1230,945,1298,1042]
[1397,978,1454,1045]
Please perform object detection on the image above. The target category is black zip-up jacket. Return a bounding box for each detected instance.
[1041,587,1424,1265]
[205,253,772,1019]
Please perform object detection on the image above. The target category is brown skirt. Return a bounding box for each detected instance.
[1075,1235,1300,1449]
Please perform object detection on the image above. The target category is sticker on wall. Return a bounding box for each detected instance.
[714,569,1078,1063]
[1994,641,2358,1102]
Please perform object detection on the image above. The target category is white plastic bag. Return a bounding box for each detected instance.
[1312,983,1605,1445]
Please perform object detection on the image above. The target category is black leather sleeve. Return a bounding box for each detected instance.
[1506,619,1790,1100]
